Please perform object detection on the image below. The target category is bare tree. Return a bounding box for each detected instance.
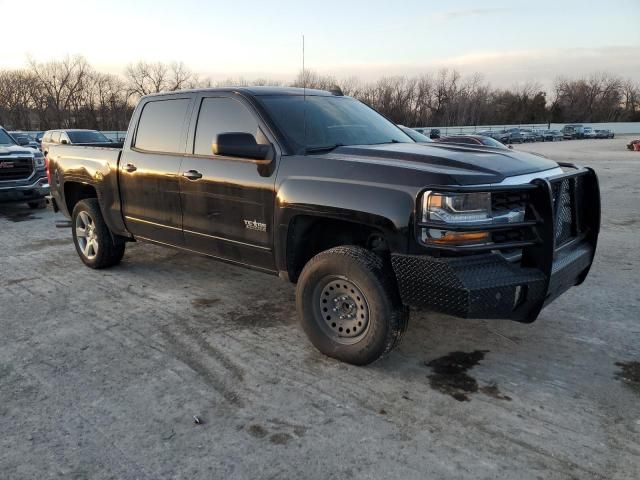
[0,70,37,129]
[28,55,92,128]
[125,61,201,97]
[1,57,639,131]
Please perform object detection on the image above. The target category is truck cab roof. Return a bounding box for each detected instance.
[142,86,337,100]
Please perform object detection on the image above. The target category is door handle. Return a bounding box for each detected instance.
[124,163,137,173]
[182,170,203,180]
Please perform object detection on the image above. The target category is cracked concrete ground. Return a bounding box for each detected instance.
[1,136,639,479]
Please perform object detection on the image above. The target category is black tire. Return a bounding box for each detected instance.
[296,246,408,365]
[28,199,46,209]
[71,198,125,269]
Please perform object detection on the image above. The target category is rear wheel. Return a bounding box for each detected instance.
[72,199,125,269]
[296,246,408,365]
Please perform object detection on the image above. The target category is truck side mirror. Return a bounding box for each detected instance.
[61,139,69,145]
[213,132,273,161]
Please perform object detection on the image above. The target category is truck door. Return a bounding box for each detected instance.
[119,95,193,245]
[179,94,278,271]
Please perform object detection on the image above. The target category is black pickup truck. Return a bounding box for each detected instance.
[47,87,600,365]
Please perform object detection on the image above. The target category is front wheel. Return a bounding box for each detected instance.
[72,199,125,269]
[296,246,408,365]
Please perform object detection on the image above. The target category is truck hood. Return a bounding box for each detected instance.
[0,145,34,156]
[328,142,559,185]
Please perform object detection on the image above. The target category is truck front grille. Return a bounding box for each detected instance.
[0,157,34,181]
[415,166,597,255]
[492,190,529,215]
[490,190,532,245]
[551,177,580,247]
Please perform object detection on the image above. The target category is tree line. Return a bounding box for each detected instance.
[0,55,638,131]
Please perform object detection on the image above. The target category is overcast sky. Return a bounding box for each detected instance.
[2,0,638,87]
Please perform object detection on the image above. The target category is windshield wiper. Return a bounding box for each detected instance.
[305,144,344,155]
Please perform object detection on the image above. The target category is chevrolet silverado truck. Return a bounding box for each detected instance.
[0,126,49,209]
[46,87,600,365]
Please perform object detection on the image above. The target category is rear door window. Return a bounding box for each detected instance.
[134,98,191,153]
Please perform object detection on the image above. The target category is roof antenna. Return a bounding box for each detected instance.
[302,34,307,154]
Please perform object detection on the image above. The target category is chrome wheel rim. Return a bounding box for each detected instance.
[75,211,98,260]
[314,275,370,345]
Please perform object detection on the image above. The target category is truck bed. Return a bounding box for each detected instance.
[47,144,123,182]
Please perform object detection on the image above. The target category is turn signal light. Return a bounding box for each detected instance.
[423,230,490,246]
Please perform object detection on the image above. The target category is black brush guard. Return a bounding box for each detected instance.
[391,164,600,323]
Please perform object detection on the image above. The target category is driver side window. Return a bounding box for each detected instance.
[193,97,266,156]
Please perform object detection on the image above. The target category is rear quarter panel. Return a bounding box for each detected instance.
[48,144,127,235]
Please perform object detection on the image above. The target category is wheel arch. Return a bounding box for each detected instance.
[274,177,415,282]
[279,211,407,283]
[64,181,98,217]
[64,180,130,243]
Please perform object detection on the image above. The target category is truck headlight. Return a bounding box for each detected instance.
[420,191,524,246]
[424,192,491,224]
[33,152,45,167]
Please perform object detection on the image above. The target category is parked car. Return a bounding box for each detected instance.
[9,131,41,150]
[46,87,600,366]
[0,126,49,209]
[478,130,512,144]
[542,130,563,141]
[504,128,525,143]
[518,129,543,143]
[596,129,614,139]
[583,127,598,139]
[562,124,585,139]
[41,129,118,155]
[435,134,510,149]
[531,130,546,142]
[398,126,434,143]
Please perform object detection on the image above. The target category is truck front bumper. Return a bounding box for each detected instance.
[393,165,600,323]
[392,240,593,322]
[0,176,50,204]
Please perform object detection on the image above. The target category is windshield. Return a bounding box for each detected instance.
[67,130,110,143]
[400,126,433,142]
[0,129,18,146]
[257,95,413,154]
